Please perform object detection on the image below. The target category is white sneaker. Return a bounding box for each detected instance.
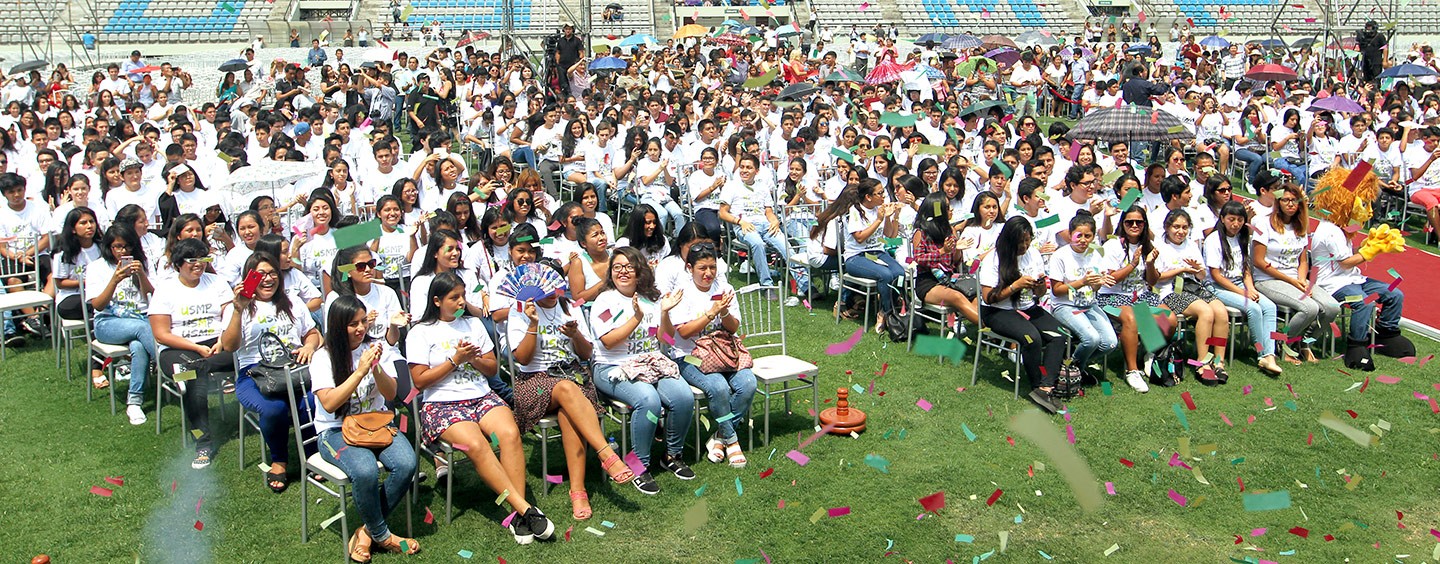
[739,261,753,274]
[829,277,841,291]
[126,405,148,425]
[1124,370,1150,393]
[784,296,801,307]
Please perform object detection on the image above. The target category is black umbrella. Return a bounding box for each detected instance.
[1291,37,1320,49]
[779,82,818,100]
[218,58,248,72]
[959,99,1006,117]
[1068,107,1192,142]
[9,60,47,74]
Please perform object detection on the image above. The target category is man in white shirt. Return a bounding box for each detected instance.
[1009,52,1044,119]
[1404,126,1440,244]
[99,64,133,108]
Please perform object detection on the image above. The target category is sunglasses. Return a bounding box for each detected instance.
[1123,219,1146,227]
[184,256,214,265]
[352,259,378,271]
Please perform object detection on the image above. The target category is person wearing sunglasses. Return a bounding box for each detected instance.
[1254,184,1331,365]
[326,245,408,348]
[1098,205,1170,393]
[220,252,321,493]
[148,238,234,470]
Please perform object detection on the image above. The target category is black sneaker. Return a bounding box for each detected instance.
[524,507,555,541]
[21,317,46,338]
[1028,389,1059,414]
[632,472,660,495]
[659,454,696,480]
[510,512,534,545]
[191,448,214,470]
[3,332,23,347]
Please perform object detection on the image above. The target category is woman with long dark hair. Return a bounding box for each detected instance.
[811,179,904,329]
[1203,201,1281,375]
[615,204,670,267]
[327,244,408,347]
[910,193,979,324]
[409,272,557,544]
[86,224,157,424]
[220,252,321,493]
[1099,205,1171,391]
[1155,209,1232,384]
[979,217,1069,413]
[1253,184,1331,364]
[310,295,418,560]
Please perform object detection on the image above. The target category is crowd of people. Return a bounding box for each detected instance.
[0,17,1431,561]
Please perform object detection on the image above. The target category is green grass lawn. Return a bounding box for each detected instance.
[5,295,1440,564]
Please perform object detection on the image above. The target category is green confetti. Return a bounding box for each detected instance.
[863,454,891,473]
[735,476,744,496]
[1172,403,1191,431]
[961,423,977,442]
[694,483,707,496]
[646,411,659,423]
[1242,490,1292,511]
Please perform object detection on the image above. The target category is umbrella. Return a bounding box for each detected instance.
[987,49,1021,67]
[1199,35,1230,49]
[1015,30,1057,47]
[1379,63,1438,78]
[1307,95,1365,114]
[866,58,907,84]
[218,58,248,72]
[916,33,949,45]
[777,23,804,38]
[720,19,744,29]
[9,60,46,74]
[1291,37,1320,49]
[1126,44,1153,55]
[1245,63,1298,81]
[127,65,162,75]
[674,24,708,39]
[824,68,864,83]
[1068,107,1193,142]
[913,64,944,80]
[456,30,490,48]
[618,34,658,48]
[779,82,818,100]
[955,56,997,75]
[221,160,325,197]
[708,32,747,47]
[1246,38,1286,50]
[588,56,627,72]
[1328,37,1359,51]
[959,99,1007,117]
[944,34,982,50]
[982,35,1017,49]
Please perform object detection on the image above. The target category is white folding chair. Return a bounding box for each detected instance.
[56,279,90,383]
[397,361,470,524]
[903,240,963,353]
[736,282,818,447]
[970,303,1024,399]
[833,234,882,332]
[0,245,53,362]
[78,280,136,415]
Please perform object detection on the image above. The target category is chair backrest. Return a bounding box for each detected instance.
[735,282,787,357]
[0,244,43,293]
[283,364,321,460]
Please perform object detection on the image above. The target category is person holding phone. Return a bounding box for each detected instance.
[979,217,1070,413]
[85,224,157,425]
[220,252,321,492]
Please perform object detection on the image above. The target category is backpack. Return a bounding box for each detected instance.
[1149,325,1188,387]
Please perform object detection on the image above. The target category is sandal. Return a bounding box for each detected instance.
[599,446,635,483]
[347,527,372,563]
[570,490,592,520]
[266,470,289,494]
[92,374,109,389]
[725,442,748,468]
[374,534,420,555]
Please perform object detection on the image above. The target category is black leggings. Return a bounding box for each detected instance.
[157,337,235,453]
[981,305,1068,389]
[58,294,102,371]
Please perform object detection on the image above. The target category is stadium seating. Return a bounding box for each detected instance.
[890,0,1072,36]
[0,0,66,45]
[94,0,272,42]
[402,0,558,32]
[590,0,654,38]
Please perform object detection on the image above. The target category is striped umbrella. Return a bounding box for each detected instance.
[1068,107,1192,143]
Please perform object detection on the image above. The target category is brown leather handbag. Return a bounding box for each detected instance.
[341,411,397,448]
[691,330,754,374]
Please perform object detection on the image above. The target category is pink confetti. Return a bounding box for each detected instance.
[828,506,851,517]
[403,387,419,405]
[501,510,518,528]
[1167,489,1188,506]
[825,327,865,355]
[1374,375,1402,384]
[104,476,125,486]
[1242,385,1253,395]
[1220,412,1233,426]
[1252,528,1267,536]
[1105,482,1116,495]
[786,450,811,466]
[916,398,934,412]
[1168,453,1191,469]
[798,423,838,449]
[545,474,565,484]
[399,414,408,433]
[1065,425,1075,444]
[623,451,647,475]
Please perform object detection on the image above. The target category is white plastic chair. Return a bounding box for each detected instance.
[736,282,818,447]
[0,245,53,362]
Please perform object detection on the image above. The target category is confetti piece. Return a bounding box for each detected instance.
[458,550,474,558]
[194,520,204,531]
[1243,491,1292,511]
[1101,382,1112,396]
[986,489,1003,506]
[1180,391,1197,410]
[1119,458,1134,468]
[624,451,647,476]
[759,468,774,479]
[1104,543,1120,556]
[90,485,114,497]
[1319,411,1378,448]
[1375,375,1402,384]
[735,477,744,496]
[864,454,891,473]
[1168,489,1188,506]
[825,327,865,355]
[1289,526,1310,538]
[786,450,810,466]
[1105,482,1116,495]
[545,474,565,484]
[404,387,419,405]
[1008,411,1102,512]
[105,476,124,486]
[1066,425,1076,444]
[495,489,509,505]
[962,423,977,442]
[828,506,851,518]
[916,398,933,412]
[585,527,606,536]
[955,533,975,543]
[919,492,945,513]
[1172,404,1191,431]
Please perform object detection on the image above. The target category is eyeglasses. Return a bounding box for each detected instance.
[1278,198,1299,204]
[514,199,532,206]
[256,270,279,279]
[184,256,214,265]
[612,264,636,273]
[1215,186,1233,193]
[352,259,378,271]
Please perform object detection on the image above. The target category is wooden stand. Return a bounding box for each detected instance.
[819,388,867,434]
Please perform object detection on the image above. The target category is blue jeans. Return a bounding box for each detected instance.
[1051,304,1117,367]
[1331,279,1404,340]
[93,314,156,406]
[1210,285,1278,357]
[512,146,537,168]
[1234,148,1266,186]
[1270,157,1307,185]
[235,365,310,465]
[677,360,756,443]
[733,223,791,286]
[318,428,416,544]
[843,252,905,313]
[593,364,693,466]
[643,196,687,237]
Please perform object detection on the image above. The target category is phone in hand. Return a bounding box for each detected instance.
[240,269,263,298]
[119,256,134,269]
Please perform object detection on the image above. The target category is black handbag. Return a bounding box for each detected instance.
[943,274,979,300]
[249,332,309,398]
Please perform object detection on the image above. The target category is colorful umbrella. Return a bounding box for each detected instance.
[824,69,864,83]
[956,56,997,75]
[1015,30,1057,47]
[618,34,659,47]
[674,24,708,39]
[1245,63,1298,81]
[708,32,747,47]
[1307,95,1365,114]
[1199,35,1230,49]
[944,35,982,50]
[1379,63,1438,78]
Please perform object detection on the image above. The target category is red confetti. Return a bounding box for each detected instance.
[1119,458,1135,467]
[1233,534,1243,544]
[1323,534,1335,541]
[985,489,1003,506]
[565,525,573,542]
[919,491,946,513]
[424,507,434,524]
[1345,410,1358,419]
[194,520,204,531]
[104,476,125,486]
[89,485,114,497]
[1359,377,1370,393]
[1307,433,1313,445]
[1181,391,1197,411]
[759,468,774,479]
[1289,526,1309,538]
[1005,436,1015,446]
[1237,477,1245,491]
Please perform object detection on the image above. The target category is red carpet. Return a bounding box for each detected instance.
[1351,234,1440,337]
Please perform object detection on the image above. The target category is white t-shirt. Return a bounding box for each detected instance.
[1309,220,1364,295]
[1402,144,1440,195]
[308,344,400,433]
[506,304,583,373]
[720,177,776,223]
[223,299,316,367]
[666,278,739,357]
[1154,237,1205,298]
[587,289,661,366]
[324,283,404,341]
[409,268,483,317]
[1203,230,1247,286]
[0,201,49,256]
[842,207,885,259]
[173,188,222,217]
[105,184,161,220]
[978,246,1045,310]
[1098,238,1152,296]
[295,231,338,289]
[1046,245,1101,308]
[406,316,496,403]
[84,259,150,319]
[374,226,413,281]
[148,272,232,349]
[52,244,102,303]
[687,169,725,211]
[1254,222,1306,282]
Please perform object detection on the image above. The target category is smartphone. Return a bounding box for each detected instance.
[240,270,263,298]
[119,256,134,269]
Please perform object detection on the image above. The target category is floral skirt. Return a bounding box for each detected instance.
[420,393,508,445]
[512,363,602,434]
